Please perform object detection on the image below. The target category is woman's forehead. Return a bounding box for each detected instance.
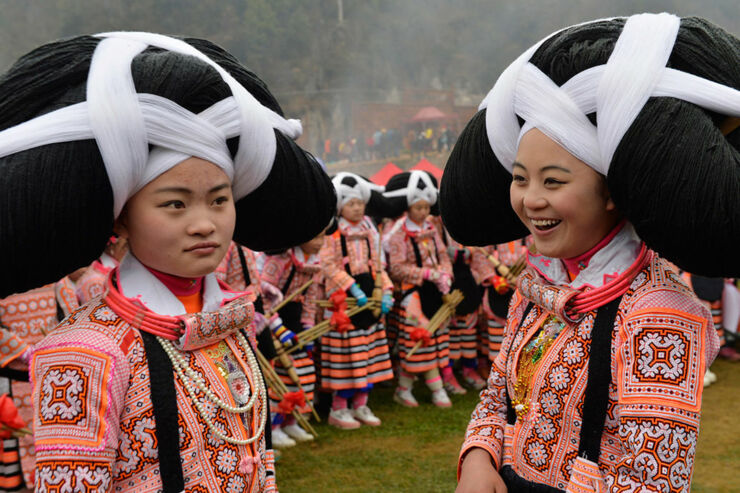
[515,129,591,174]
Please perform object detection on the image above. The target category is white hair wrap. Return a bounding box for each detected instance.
[0,31,303,217]
[480,13,740,175]
[332,172,384,210]
[384,170,438,206]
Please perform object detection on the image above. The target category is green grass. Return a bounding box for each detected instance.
[276,360,739,493]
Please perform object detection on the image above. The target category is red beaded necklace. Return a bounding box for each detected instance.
[566,243,651,317]
[104,270,183,340]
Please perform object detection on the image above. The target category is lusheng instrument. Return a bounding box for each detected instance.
[406,289,464,358]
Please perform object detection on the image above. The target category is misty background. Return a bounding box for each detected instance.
[0,0,736,158]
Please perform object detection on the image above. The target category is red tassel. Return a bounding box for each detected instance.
[410,328,431,347]
[277,390,307,415]
[0,394,25,433]
[329,290,354,332]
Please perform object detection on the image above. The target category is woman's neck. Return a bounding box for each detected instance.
[561,220,626,281]
[144,265,203,297]
[407,215,426,228]
[340,216,361,226]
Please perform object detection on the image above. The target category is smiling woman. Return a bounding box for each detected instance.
[441,13,739,493]
[511,128,620,260]
[0,32,335,492]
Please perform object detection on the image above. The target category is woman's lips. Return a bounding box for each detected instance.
[186,242,219,255]
[530,218,561,235]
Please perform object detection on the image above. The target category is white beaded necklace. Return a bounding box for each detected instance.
[158,330,267,445]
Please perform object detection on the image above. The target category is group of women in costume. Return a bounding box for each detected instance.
[0,11,736,493]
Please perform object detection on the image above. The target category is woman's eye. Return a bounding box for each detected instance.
[544,178,564,186]
[213,196,229,206]
[162,200,185,209]
[512,174,526,183]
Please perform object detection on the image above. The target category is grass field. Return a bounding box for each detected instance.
[276,359,740,493]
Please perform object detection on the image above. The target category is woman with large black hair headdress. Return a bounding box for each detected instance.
[0,32,335,492]
[446,13,738,493]
[384,170,456,408]
[320,172,394,429]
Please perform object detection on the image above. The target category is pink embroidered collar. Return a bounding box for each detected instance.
[104,273,254,350]
[520,222,651,319]
[561,220,626,279]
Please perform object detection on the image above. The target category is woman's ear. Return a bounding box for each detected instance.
[603,182,617,212]
[113,210,129,239]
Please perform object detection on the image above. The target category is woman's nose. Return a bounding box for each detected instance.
[187,214,217,236]
[522,185,547,211]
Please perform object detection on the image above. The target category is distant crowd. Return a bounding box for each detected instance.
[323,125,457,163]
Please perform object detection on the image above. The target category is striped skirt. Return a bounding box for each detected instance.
[319,323,393,391]
[481,289,507,362]
[270,349,316,415]
[394,291,450,374]
[708,299,725,345]
[0,379,26,492]
[448,312,479,360]
[483,315,506,362]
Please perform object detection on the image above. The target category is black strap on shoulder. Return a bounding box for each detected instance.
[506,302,534,425]
[339,233,372,278]
[577,295,622,461]
[281,264,296,295]
[409,236,423,268]
[409,234,439,269]
[236,244,252,286]
[141,331,184,493]
[340,234,352,275]
[236,245,264,314]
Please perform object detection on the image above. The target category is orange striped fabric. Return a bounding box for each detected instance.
[319,323,393,391]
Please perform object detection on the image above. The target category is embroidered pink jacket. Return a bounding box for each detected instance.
[460,254,719,491]
[215,242,262,296]
[30,293,276,492]
[0,278,78,488]
[261,248,324,327]
[76,261,114,305]
[469,242,529,286]
[386,216,452,288]
[470,245,499,286]
[321,217,392,296]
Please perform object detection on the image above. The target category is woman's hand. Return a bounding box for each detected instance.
[349,283,368,306]
[456,448,507,493]
[261,281,284,305]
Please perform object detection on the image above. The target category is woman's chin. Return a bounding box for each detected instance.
[531,237,566,259]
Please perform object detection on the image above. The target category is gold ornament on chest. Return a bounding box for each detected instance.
[511,314,566,421]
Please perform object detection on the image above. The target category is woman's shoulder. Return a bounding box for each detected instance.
[622,253,707,319]
[35,297,133,356]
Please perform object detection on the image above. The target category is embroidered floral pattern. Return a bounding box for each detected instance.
[620,309,707,413]
[92,306,118,324]
[40,365,88,424]
[36,459,112,491]
[177,297,254,351]
[34,346,113,450]
[610,417,697,492]
[635,329,689,382]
